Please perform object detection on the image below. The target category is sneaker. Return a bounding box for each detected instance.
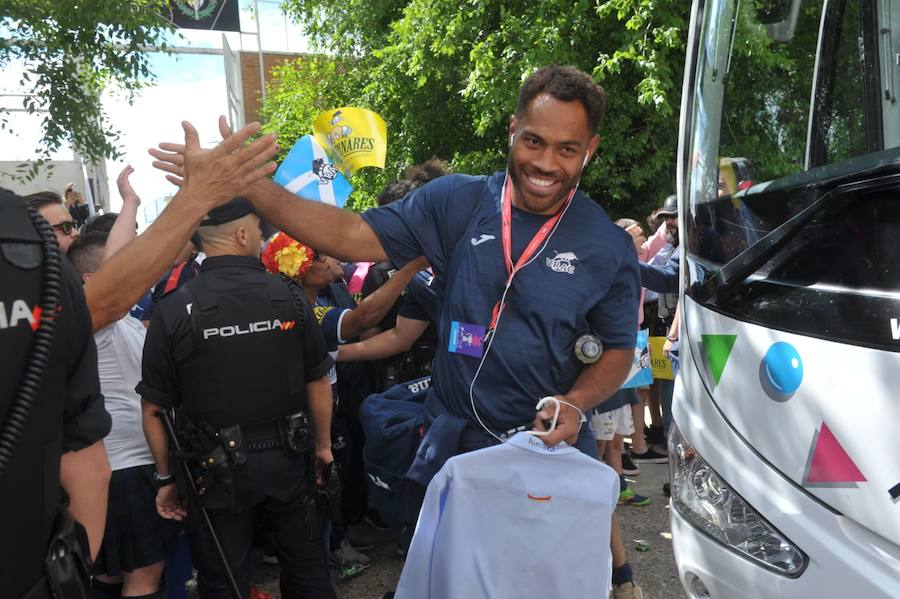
[261,552,279,565]
[330,538,372,567]
[344,526,377,551]
[645,425,665,445]
[611,581,644,599]
[631,447,669,464]
[618,488,651,507]
[363,507,392,532]
[620,453,640,476]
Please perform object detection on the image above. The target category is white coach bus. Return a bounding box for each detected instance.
[670,0,900,596]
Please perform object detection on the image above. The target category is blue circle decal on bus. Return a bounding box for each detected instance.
[763,342,803,395]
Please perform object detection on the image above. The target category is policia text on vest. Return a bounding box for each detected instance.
[138,200,338,599]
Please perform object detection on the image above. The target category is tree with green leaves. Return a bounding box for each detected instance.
[268,0,690,218]
[1,1,172,171]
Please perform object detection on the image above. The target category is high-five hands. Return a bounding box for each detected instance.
[149,118,278,207]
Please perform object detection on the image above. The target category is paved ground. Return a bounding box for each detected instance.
[248,459,686,599]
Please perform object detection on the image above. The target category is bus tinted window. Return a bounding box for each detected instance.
[685,0,900,349]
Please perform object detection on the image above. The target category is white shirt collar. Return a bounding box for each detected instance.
[506,431,578,455]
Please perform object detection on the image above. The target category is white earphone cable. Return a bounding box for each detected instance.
[468,173,580,442]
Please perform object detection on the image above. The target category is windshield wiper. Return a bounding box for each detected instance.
[693,167,900,304]
[693,188,840,304]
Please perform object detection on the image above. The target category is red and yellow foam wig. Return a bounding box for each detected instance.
[261,232,316,279]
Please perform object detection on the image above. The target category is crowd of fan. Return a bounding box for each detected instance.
[19,156,680,598]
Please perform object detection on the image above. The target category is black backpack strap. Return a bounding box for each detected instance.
[274,275,308,398]
[276,274,306,333]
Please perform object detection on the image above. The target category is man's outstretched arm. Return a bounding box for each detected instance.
[338,315,430,362]
[101,165,141,262]
[339,258,428,339]
[150,116,389,263]
[84,120,278,331]
[249,179,388,263]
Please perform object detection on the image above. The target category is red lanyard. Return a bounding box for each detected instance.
[488,175,575,332]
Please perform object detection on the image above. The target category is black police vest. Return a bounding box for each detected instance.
[175,270,309,429]
[0,195,66,595]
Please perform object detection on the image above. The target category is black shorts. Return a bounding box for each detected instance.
[643,300,672,337]
[93,464,175,576]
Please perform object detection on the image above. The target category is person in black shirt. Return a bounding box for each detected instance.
[139,199,337,599]
[64,183,92,229]
[0,189,112,598]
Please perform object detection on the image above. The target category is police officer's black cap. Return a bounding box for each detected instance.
[0,188,41,243]
[198,197,256,227]
[657,194,678,217]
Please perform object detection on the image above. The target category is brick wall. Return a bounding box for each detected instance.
[239,51,305,124]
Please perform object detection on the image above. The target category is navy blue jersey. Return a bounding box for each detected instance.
[313,303,346,397]
[399,270,440,323]
[362,172,640,434]
[129,289,153,320]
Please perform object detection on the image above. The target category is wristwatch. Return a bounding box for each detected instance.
[666,335,678,342]
[154,472,175,489]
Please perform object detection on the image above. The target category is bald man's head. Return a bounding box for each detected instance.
[197,213,262,258]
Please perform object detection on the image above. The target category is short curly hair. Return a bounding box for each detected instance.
[516,65,606,133]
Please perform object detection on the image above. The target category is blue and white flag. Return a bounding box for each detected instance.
[273,135,353,207]
[621,329,654,389]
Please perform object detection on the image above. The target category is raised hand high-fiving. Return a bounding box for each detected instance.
[150,119,278,208]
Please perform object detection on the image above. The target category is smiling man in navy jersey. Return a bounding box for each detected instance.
[151,65,643,597]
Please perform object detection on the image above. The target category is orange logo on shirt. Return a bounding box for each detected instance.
[280,320,296,331]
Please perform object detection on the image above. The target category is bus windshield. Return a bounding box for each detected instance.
[684,0,900,350]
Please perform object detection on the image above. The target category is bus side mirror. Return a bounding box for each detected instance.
[757,0,802,42]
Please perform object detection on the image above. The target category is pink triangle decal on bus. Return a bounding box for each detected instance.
[803,422,866,487]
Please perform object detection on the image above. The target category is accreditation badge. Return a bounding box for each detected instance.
[447,321,486,358]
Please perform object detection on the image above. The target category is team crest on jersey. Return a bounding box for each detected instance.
[546,251,578,274]
[314,305,332,325]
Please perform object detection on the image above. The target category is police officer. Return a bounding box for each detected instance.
[0,188,112,598]
[138,198,337,599]
[1,118,278,598]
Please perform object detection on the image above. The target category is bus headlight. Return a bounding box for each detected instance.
[668,423,808,577]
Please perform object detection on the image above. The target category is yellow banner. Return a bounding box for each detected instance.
[313,107,387,176]
[649,336,674,380]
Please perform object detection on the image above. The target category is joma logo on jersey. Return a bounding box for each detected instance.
[0,299,41,331]
[202,319,294,339]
